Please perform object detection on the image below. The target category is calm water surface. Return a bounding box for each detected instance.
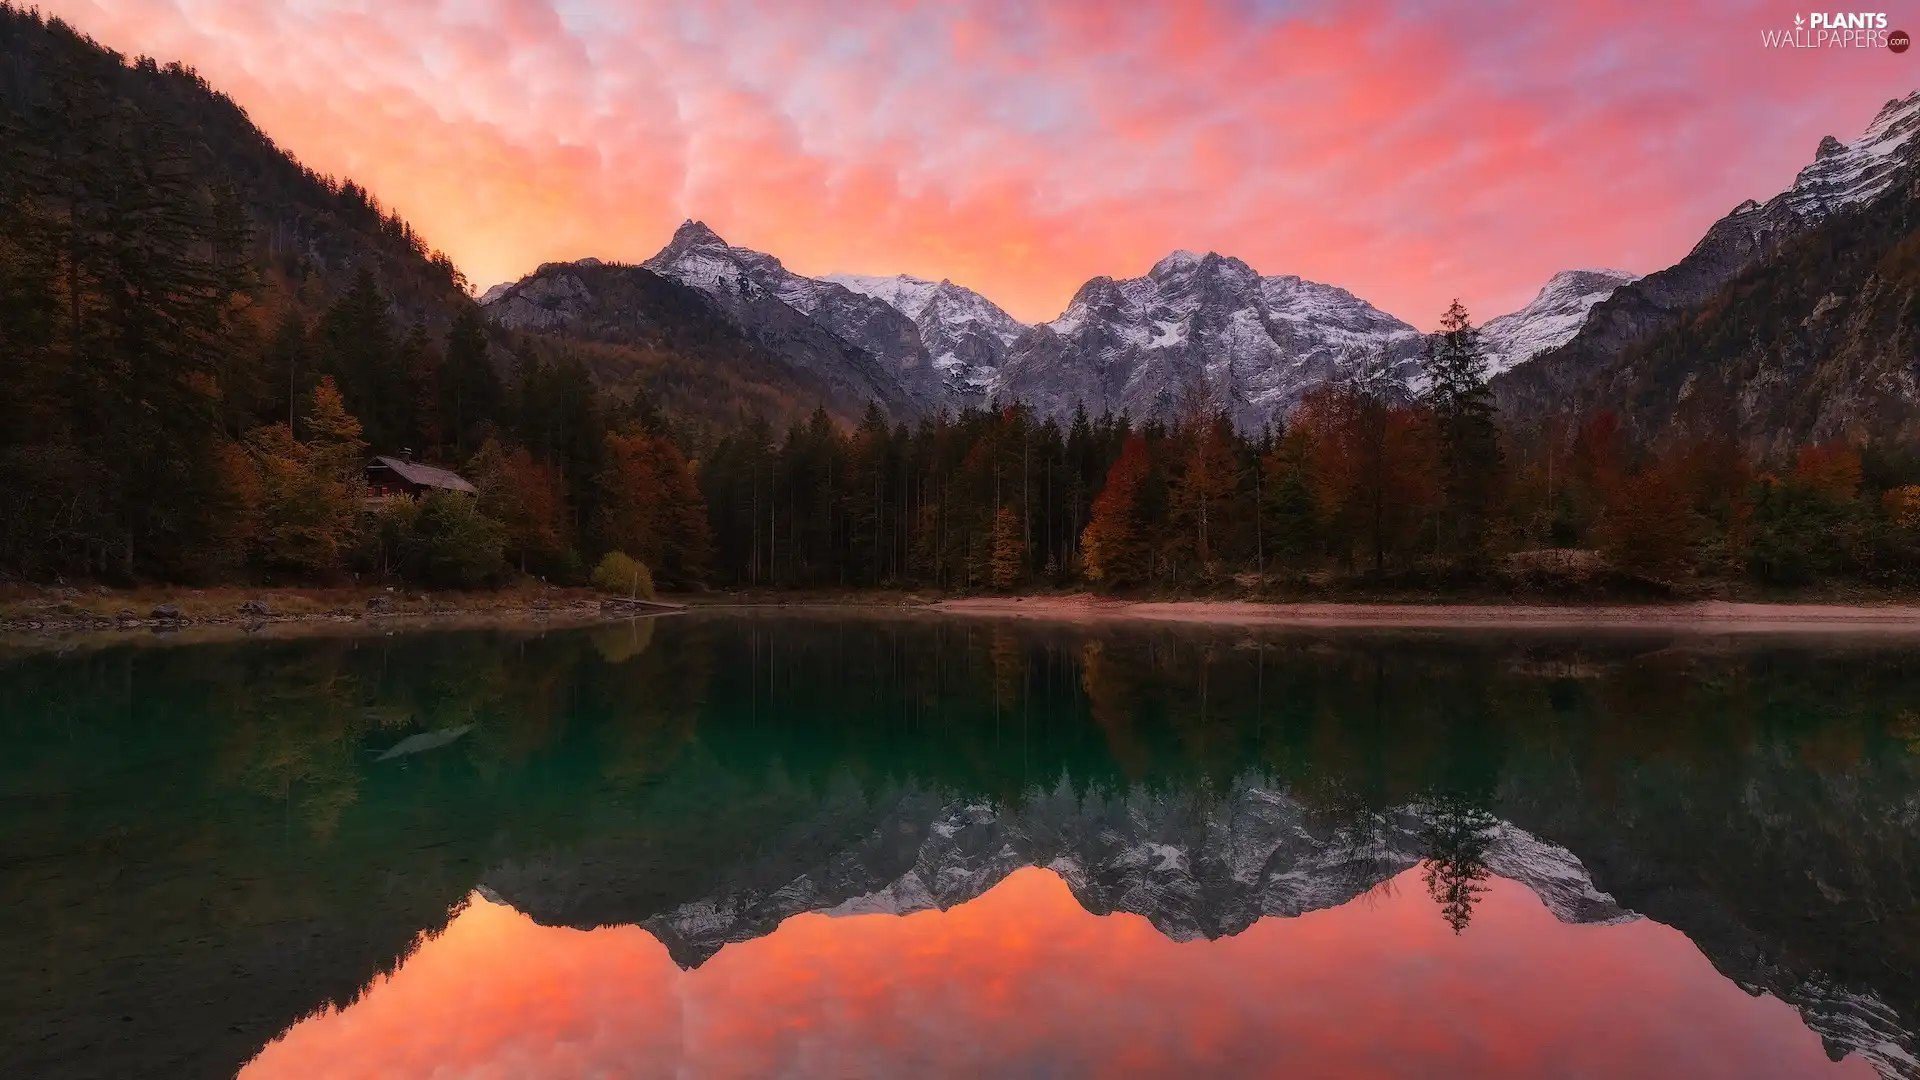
[3,614,1918,1079]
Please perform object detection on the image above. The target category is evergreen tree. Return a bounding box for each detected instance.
[1421,301,1503,560]
[441,306,501,460]
[319,268,401,448]
[0,31,252,577]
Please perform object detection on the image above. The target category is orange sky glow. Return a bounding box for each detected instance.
[240,866,1874,1078]
[37,1,1920,326]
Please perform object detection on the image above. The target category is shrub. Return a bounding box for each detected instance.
[591,551,655,599]
[413,491,507,589]
[361,495,421,582]
[1596,467,1696,579]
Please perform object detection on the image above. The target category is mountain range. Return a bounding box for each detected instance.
[483,88,1920,446]
[484,225,1625,429]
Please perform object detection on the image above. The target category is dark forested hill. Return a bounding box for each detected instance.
[485,259,879,431]
[0,4,471,326]
[1494,174,1920,454]
[0,5,489,578]
[1493,92,1920,454]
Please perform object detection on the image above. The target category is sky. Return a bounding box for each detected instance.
[239,867,1874,1078]
[38,0,1920,326]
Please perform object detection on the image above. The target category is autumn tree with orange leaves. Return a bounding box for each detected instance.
[596,429,710,587]
[1082,435,1153,585]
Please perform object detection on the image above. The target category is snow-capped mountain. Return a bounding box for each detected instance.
[643,221,944,408]
[823,273,1026,401]
[1492,89,1920,444]
[996,250,1426,430]
[1479,269,1637,376]
[479,89,1920,442]
[1784,89,1920,220]
[477,252,931,420]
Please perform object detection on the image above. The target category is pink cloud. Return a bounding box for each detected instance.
[39,0,1920,326]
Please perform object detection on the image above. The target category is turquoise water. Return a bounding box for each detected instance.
[2,615,1917,1078]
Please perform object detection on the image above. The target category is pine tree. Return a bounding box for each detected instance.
[319,268,401,447]
[1422,301,1503,560]
[441,306,501,460]
[1172,390,1239,574]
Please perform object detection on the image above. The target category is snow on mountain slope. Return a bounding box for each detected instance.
[1784,90,1920,220]
[824,273,1027,399]
[996,250,1424,429]
[1492,88,1920,438]
[643,221,942,409]
[1479,269,1637,376]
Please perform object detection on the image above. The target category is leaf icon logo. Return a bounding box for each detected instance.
[1795,12,1805,25]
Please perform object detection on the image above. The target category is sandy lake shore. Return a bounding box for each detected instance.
[15,585,1920,653]
[930,595,1920,633]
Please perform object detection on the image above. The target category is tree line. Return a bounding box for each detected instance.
[7,4,1920,594]
[694,299,1920,593]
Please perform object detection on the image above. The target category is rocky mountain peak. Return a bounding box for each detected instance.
[1479,268,1637,376]
[821,271,1029,401]
[642,219,790,285]
[994,251,1421,428]
[1782,89,1920,220]
[668,218,725,249]
[1149,249,1205,277]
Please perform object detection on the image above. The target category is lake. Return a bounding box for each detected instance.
[3,614,1917,1079]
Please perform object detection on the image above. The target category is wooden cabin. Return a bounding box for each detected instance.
[365,455,478,500]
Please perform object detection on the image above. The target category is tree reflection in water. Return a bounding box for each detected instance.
[1,615,1916,1079]
[1419,791,1500,933]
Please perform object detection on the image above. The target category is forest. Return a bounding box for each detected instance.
[694,301,1920,593]
[7,4,1920,597]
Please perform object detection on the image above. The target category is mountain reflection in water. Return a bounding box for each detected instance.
[244,868,1871,1080]
[2,614,1917,1079]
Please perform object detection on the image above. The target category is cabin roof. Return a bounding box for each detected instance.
[368,455,478,495]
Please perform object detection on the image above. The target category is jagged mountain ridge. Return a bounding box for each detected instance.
[994,251,1429,430]
[486,90,1920,442]
[642,222,941,410]
[474,256,913,424]
[1480,268,1637,376]
[823,272,1026,400]
[1494,90,1920,445]
[481,250,928,423]
[495,226,1612,428]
